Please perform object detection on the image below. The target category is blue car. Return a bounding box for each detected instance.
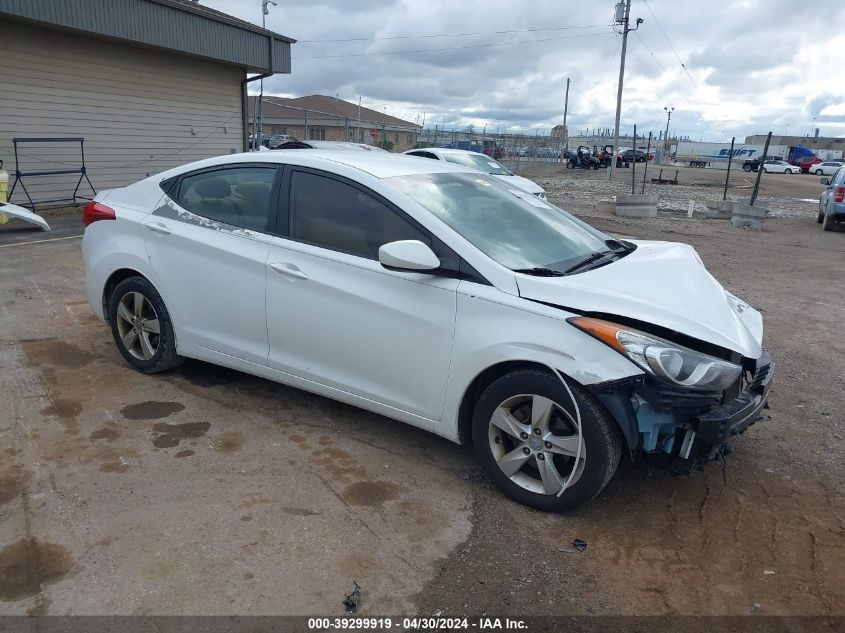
[818,167,845,231]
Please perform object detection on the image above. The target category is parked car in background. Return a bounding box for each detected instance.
[441,140,483,153]
[267,134,297,149]
[483,140,505,159]
[818,168,845,231]
[81,150,773,512]
[619,149,647,163]
[796,157,823,174]
[404,147,546,198]
[274,140,388,152]
[812,161,844,176]
[761,160,798,174]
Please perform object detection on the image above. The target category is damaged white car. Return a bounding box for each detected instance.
[82,151,773,511]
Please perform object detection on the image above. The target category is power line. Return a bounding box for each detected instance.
[641,0,700,91]
[298,24,609,43]
[633,31,728,140]
[295,30,614,60]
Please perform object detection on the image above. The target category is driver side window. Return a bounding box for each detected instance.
[175,166,277,232]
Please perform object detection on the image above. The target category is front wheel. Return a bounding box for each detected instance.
[762,168,768,173]
[815,169,824,175]
[743,165,753,172]
[472,369,622,512]
[786,169,793,174]
[108,276,184,373]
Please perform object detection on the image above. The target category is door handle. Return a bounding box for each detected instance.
[143,222,171,235]
[269,263,309,280]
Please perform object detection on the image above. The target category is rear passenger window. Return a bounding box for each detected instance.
[289,171,428,260]
[175,166,276,232]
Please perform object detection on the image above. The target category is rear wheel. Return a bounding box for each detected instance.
[743,164,753,172]
[108,276,184,373]
[815,169,824,175]
[822,210,836,232]
[762,168,768,173]
[472,368,622,512]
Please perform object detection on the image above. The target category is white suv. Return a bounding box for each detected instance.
[82,151,774,511]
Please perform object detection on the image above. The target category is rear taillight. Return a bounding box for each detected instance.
[835,187,844,204]
[82,201,116,226]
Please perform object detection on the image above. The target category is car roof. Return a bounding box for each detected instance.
[275,140,387,152]
[159,150,477,180]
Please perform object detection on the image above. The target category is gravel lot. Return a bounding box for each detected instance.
[0,164,842,621]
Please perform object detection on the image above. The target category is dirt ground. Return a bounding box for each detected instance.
[0,164,843,622]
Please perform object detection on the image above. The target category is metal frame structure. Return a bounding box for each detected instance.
[8,137,96,209]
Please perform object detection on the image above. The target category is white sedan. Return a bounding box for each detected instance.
[811,161,845,176]
[761,160,799,174]
[404,147,546,198]
[82,151,773,512]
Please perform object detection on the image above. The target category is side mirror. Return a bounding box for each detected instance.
[820,177,830,186]
[378,240,440,272]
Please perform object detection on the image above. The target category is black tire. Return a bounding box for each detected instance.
[566,160,575,169]
[471,368,622,512]
[815,169,824,176]
[822,210,836,232]
[817,208,825,223]
[743,164,753,172]
[762,168,768,173]
[108,276,184,373]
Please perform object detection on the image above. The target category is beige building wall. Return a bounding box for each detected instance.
[0,21,244,207]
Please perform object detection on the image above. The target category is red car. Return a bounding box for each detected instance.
[795,157,823,173]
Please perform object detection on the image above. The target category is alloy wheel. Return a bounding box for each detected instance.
[488,394,585,496]
[115,291,160,360]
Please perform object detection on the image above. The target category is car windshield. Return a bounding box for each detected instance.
[441,153,510,176]
[387,172,611,271]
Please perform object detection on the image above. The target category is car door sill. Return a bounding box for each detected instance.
[189,345,437,433]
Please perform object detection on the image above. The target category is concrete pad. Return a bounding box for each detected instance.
[730,202,768,229]
[614,193,658,218]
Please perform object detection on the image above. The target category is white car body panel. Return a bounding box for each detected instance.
[0,202,50,231]
[514,240,763,359]
[82,150,766,448]
[265,236,460,420]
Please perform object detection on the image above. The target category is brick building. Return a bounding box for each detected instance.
[249,95,420,152]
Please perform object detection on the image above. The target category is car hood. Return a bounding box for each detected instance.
[515,240,764,358]
[492,173,544,195]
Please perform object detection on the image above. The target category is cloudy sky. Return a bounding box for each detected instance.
[204,0,845,141]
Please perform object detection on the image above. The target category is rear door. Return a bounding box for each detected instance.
[143,163,280,363]
[264,167,459,420]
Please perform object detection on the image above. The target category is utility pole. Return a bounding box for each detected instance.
[254,0,277,149]
[562,77,570,158]
[608,0,643,181]
[663,106,674,164]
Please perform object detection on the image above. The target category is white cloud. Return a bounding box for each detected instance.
[204,0,845,140]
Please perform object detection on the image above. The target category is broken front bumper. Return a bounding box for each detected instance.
[589,350,775,473]
[696,350,774,446]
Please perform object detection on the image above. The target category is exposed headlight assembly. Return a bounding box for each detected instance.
[570,317,741,392]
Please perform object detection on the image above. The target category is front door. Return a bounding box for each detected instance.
[265,168,458,420]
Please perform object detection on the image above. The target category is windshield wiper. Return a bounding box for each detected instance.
[512,267,566,277]
[563,250,616,274]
